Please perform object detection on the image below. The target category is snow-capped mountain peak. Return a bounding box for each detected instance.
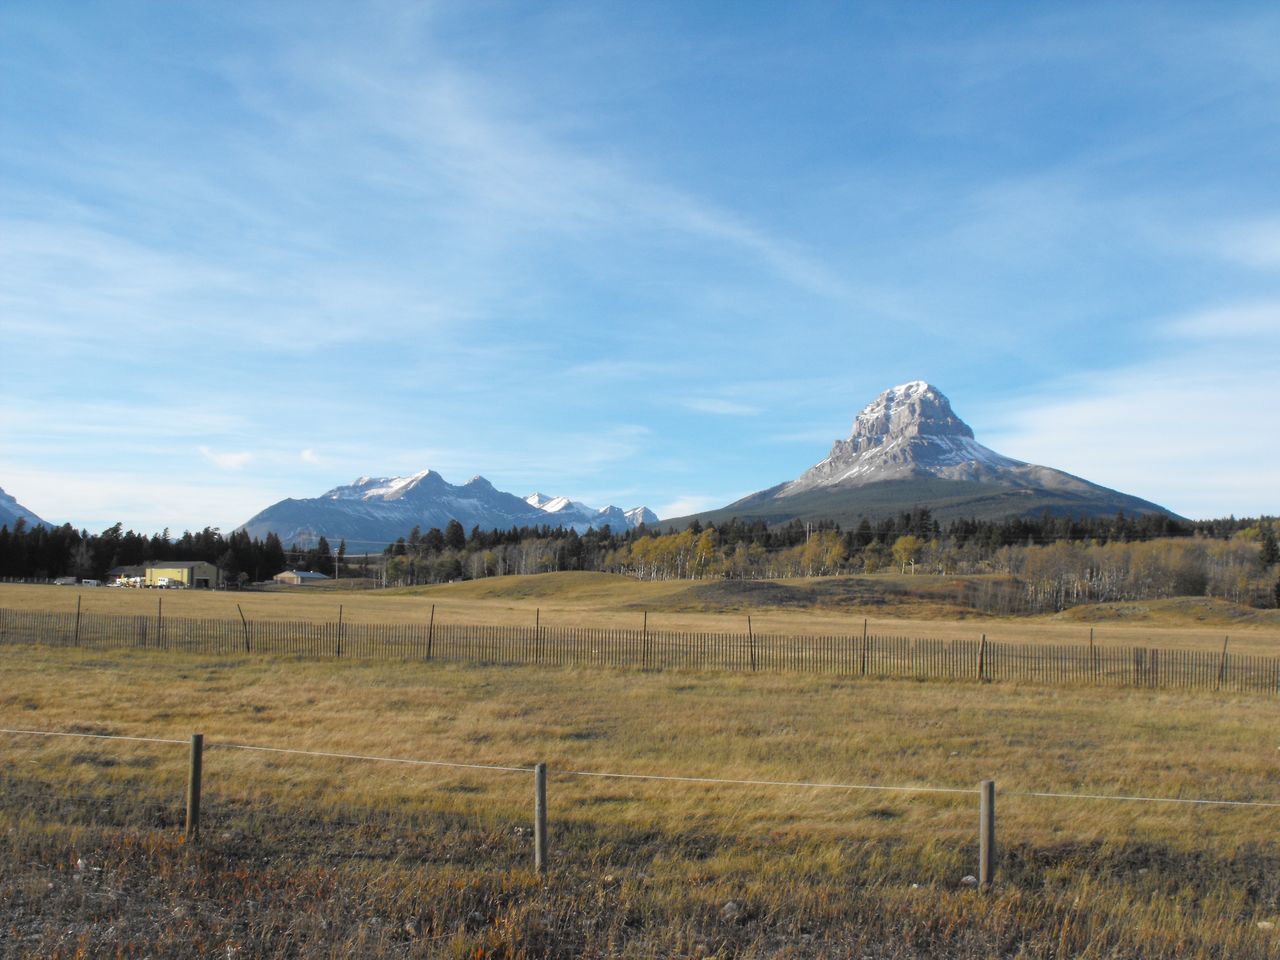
[525,491,658,532]
[781,382,1027,496]
[525,492,575,514]
[326,470,442,502]
[675,381,1178,526]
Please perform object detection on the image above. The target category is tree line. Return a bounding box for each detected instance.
[0,520,298,586]
[376,510,1279,612]
[2,509,1276,613]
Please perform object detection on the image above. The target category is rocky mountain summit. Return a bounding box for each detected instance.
[240,470,655,549]
[780,381,1023,493]
[669,381,1177,527]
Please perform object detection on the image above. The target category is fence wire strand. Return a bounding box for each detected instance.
[4,726,1280,811]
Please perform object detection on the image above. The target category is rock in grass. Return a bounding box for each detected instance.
[720,900,744,922]
[960,875,979,887]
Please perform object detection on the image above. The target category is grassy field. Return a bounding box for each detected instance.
[3,639,1280,957]
[3,571,1278,654]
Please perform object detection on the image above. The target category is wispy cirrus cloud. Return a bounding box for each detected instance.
[681,398,762,416]
[1167,300,1280,339]
[1211,219,1280,271]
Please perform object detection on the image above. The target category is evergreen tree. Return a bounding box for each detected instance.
[1260,528,1279,568]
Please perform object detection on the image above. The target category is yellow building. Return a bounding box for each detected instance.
[143,561,221,589]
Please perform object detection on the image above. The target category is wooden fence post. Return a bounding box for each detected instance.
[642,610,649,669]
[74,595,82,647]
[861,619,868,677]
[1216,636,1229,690]
[156,597,163,650]
[426,604,435,661]
[979,779,995,890]
[978,634,987,682]
[185,733,203,842]
[336,605,343,658]
[534,762,547,874]
[237,604,250,653]
[747,616,756,672]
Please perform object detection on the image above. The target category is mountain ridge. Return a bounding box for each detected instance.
[240,471,656,548]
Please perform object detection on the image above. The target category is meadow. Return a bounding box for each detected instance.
[3,571,1278,653]
[2,574,1279,956]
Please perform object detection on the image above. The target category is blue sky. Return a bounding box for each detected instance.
[3,1,1279,534]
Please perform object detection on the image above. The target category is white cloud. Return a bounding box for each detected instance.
[983,304,1280,519]
[681,398,762,417]
[198,446,254,471]
[0,464,285,534]
[300,448,320,464]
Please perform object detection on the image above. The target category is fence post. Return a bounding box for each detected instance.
[336,605,344,658]
[979,779,995,890]
[74,595,82,647]
[185,733,203,842]
[426,604,435,661]
[747,616,756,672]
[237,604,250,653]
[156,597,163,650]
[642,610,649,669]
[860,619,868,677]
[534,762,547,874]
[978,634,987,682]
[1216,636,1229,690]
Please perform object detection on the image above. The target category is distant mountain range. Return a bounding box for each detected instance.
[239,470,657,548]
[665,381,1178,528]
[7,382,1181,543]
[523,492,656,533]
[0,487,50,529]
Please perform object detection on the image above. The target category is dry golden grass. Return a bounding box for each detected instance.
[4,643,1280,956]
[2,643,1277,847]
[5,571,1279,654]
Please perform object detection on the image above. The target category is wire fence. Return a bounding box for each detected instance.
[5,726,1280,812]
[1,605,1277,694]
[4,726,1280,890]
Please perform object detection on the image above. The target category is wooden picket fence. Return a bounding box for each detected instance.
[0,606,1277,694]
